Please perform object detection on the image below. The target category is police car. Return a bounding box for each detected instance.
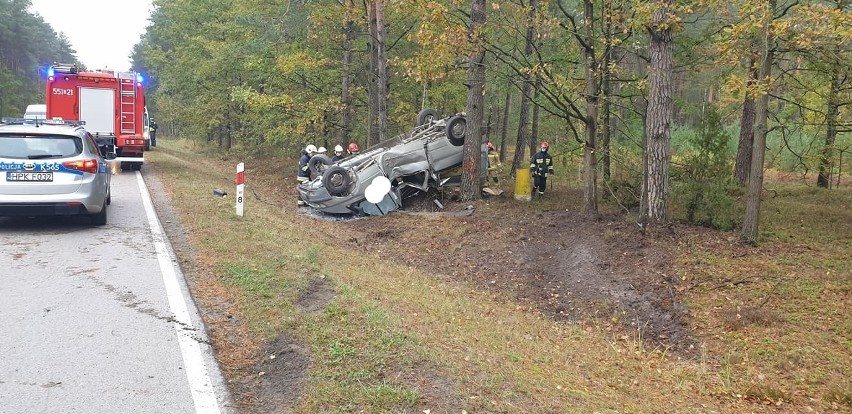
[0,118,115,225]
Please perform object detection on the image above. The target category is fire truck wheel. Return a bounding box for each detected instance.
[144,141,151,151]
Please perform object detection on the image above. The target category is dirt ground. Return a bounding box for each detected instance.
[343,189,694,352]
[145,161,697,412]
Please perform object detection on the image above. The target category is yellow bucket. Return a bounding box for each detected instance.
[514,168,532,201]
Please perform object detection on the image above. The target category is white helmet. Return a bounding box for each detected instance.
[334,145,343,154]
[317,146,327,154]
[305,144,317,154]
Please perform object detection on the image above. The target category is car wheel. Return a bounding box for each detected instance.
[323,166,352,196]
[309,154,333,175]
[91,201,107,226]
[446,115,466,146]
[416,108,439,127]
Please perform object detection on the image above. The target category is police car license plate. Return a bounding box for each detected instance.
[6,172,53,182]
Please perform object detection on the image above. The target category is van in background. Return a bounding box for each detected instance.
[24,104,46,120]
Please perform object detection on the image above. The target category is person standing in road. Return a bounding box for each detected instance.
[149,120,158,147]
[529,141,554,196]
[332,145,345,162]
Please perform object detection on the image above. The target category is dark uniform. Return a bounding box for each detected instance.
[149,121,158,147]
[529,142,554,195]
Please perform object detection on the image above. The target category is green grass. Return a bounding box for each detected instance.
[147,139,852,413]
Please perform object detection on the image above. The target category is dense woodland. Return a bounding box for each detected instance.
[1,0,850,241]
[0,0,75,117]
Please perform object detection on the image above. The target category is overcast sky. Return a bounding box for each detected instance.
[29,0,154,72]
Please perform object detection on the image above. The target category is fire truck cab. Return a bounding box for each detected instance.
[45,64,147,170]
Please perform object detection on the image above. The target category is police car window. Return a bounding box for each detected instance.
[0,136,31,159]
[83,133,100,156]
[24,135,81,158]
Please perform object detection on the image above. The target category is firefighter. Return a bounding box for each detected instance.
[529,141,554,196]
[332,145,344,162]
[297,144,317,183]
[486,141,501,185]
[317,146,327,155]
[348,142,360,156]
[149,119,158,147]
[297,144,317,206]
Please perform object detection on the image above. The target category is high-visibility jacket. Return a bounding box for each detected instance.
[530,150,553,177]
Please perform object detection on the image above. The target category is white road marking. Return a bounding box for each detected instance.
[135,171,223,414]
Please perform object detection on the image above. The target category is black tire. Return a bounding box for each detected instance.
[416,108,439,127]
[144,141,151,151]
[323,166,353,196]
[308,154,333,175]
[120,162,131,171]
[445,115,466,146]
[132,162,142,171]
[91,201,107,226]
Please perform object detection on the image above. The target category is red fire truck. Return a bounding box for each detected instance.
[45,64,148,170]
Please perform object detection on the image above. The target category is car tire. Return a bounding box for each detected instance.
[416,108,439,127]
[445,115,466,146]
[309,154,333,175]
[323,166,352,196]
[91,201,107,226]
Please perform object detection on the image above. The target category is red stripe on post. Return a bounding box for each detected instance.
[235,171,245,185]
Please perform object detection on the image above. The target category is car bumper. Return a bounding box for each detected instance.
[0,192,106,216]
[0,202,93,216]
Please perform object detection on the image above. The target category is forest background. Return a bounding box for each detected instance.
[2,0,851,412]
[2,0,850,239]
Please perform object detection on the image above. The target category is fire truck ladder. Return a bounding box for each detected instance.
[118,73,137,134]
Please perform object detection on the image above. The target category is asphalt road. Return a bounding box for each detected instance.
[0,170,232,414]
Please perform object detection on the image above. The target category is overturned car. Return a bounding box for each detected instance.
[297,110,467,215]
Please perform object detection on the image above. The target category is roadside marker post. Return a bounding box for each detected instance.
[236,163,245,216]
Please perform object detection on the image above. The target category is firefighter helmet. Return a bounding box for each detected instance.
[305,144,317,154]
[334,145,343,154]
[318,146,327,154]
[348,143,359,153]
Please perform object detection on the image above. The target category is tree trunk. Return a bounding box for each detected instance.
[461,0,486,201]
[375,0,388,144]
[582,0,598,218]
[640,0,674,226]
[817,61,840,188]
[742,0,775,244]
[530,77,541,156]
[500,91,511,162]
[510,0,537,176]
[367,1,380,145]
[339,0,356,147]
[601,3,613,184]
[735,54,758,186]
